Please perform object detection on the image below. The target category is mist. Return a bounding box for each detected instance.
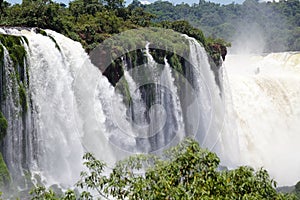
[229,23,266,54]
[228,0,289,55]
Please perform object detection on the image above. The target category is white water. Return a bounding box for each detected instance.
[186,37,240,167]
[1,29,223,188]
[1,46,25,180]
[0,39,36,189]
[162,57,185,140]
[225,52,300,186]
[25,30,86,186]
[116,43,187,151]
[4,28,291,191]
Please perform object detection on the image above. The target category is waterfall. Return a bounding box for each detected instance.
[224,52,300,186]
[25,30,86,186]
[134,43,185,151]
[0,35,36,189]
[185,37,240,167]
[162,57,185,141]
[1,45,26,180]
[113,43,186,152]
[0,28,233,189]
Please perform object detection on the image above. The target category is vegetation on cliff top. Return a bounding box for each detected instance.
[0,0,228,64]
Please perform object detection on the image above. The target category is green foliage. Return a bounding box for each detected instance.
[30,186,59,200]
[0,112,7,142]
[18,83,27,113]
[295,181,300,199]
[154,20,228,65]
[30,185,78,200]
[36,28,48,36]
[1,0,227,66]
[0,153,11,190]
[116,76,132,106]
[0,45,6,105]
[169,54,183,74]
[0,34,29,112]
[145,0,300,52]
[48,35,61,52]
[0,45,3,61]
[158,20,207,47]
[0,34,27,90]
[0,45,3,69]
[36,29,62,51]
[73,138,294,199]
[0,34,29,113]
[0,138,290,199]
[0,35,26,69]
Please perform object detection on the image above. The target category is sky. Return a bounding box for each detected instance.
[6,0,246,6]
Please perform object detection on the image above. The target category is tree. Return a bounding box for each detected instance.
[295,181,300,198]
[104,0,124,10]
[0,0,10,17]
[144,0,300,52]
[30,138,296,199]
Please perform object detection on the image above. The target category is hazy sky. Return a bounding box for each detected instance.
[7,0,246,6]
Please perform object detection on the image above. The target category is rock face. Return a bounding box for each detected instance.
[206,43,227,93]
[220,45,227,61]
[208,43,227,65]
[94,44,227,89]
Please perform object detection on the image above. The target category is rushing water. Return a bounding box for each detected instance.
[224,52,300,186]
[0,29,229,189]
[1,28,299,190]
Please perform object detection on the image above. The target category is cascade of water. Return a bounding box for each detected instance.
[161,57,185,141]
[1,46,24,179]
[185,37,239,166]
[23,30,85,186]
[122,58,148,131]
[0,29,231,189]
[132,43,185,152]
[225,53,300,186]
[218,63,241,167]
[0,40,36,189]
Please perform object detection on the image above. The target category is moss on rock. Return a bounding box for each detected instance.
[48,35,61,52]
[0,34,27,82]
[18,84,27,113]
[0,112,8,142]
[0,34,29,113]
[36,28,47,36]
[0,45,4,69]
[36,29,61,51]
[0,45,3,62]
[0,153,11,190]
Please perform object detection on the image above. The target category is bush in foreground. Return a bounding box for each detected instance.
[30,138,295,199]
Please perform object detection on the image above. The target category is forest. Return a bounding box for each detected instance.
[145,0,300,53]
[1,0,299,53]
[0,0,228,57]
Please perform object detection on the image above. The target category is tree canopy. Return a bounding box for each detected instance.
[144,0,300,52]
[0,0,228,56]
[28,138,295,199]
